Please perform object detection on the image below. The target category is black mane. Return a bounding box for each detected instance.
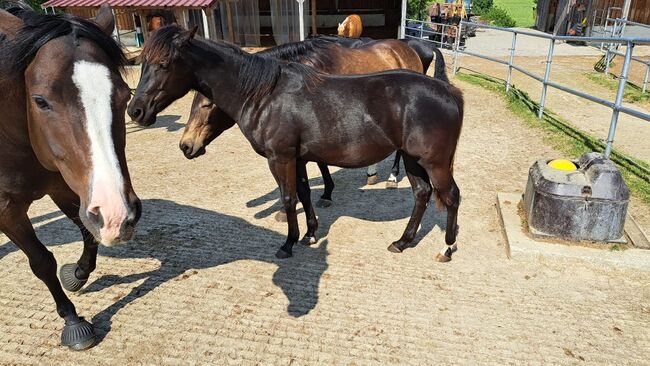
[259,39,336,73]
[143,25,323,103]
[0,9,126,73]
[0,0,32,15]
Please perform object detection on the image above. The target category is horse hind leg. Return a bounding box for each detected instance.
[387,154,432,253]
[386,151,402,189]
[426,165,460,262]
[366,164,379,185]
[316,162,334,208]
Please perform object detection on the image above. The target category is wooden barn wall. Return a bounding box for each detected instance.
[535,0,551,31]
[65,7,136,30]
[593,0,650,24]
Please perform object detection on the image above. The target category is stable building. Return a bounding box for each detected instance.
[535,0,650,36]
[41,0,403,47]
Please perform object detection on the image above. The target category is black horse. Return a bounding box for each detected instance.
[128,26,464,262]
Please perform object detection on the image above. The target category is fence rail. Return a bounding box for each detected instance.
[453,21,650,158]
[600,17,650,93]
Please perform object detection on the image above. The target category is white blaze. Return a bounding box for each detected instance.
[72,60,127,244]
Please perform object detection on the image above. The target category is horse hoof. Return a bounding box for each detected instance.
[387,243,403,253]
[61,317,96,351]
[435,253,452,263]
[301,236,317,246]
[385,180,398,189]
[59,263,88,292]
[274,211,288,222]
[316,199,333,208]
[275,248,292,259]
[366,174,378,185]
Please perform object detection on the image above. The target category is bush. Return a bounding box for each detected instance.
[407,0,430,21]
[481,7,517,27]
[473,0,493,15]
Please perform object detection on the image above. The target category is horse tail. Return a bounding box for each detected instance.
[431,46,450,84]
[432,84,464,209]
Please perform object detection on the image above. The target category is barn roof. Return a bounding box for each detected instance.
[41,0,217,8]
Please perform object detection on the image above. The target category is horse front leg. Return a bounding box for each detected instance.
[49,184,99,293]
[268,159,299,258]
[0,198,95,350]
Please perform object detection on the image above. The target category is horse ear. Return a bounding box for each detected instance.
[93,4,115,36]
[173,26,198,48]
[188,25,198,39]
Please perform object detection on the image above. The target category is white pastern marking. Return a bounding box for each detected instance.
[72,61,126,212]
[439,243,458,257]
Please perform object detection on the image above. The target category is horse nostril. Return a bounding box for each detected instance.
[130,107,143,119]
[86,207,104,228]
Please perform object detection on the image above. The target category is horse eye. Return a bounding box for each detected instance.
[201,104,213,109]
[159,62,169,70]
[32,95,51,110]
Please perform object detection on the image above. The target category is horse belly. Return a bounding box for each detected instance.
[302,140,395,168]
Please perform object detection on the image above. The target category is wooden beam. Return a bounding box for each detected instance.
[311,0,317,35]
[225,0,235,43]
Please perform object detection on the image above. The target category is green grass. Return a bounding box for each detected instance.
[417,0,535,27]
[585,72,650,104]
[493,0,536,27]
[456,71,650,204]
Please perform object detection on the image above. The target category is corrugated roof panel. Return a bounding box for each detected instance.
[43,0,216,8]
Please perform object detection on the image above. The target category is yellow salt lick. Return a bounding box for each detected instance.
[548,159,577,171]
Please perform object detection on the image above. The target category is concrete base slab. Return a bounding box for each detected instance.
[497,193,650,271]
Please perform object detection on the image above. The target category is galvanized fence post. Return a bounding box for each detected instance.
[643,63,649,94]
[452,23,462,77]
[506,32,517,93]
[537,38,555,118]
[605,42,634,157]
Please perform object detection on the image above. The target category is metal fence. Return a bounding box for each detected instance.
[403,19,461,51]
[452,21,650,158]
[601,18,650,93]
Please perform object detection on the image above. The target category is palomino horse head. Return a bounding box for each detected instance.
[8,5,141,245]
[178,92,236,159]
[127,26,199,126]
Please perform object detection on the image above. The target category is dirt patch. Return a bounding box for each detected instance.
[0,72,648,364]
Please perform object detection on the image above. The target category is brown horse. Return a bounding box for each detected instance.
[178,38,428,210]
[337,14,362,38]
[128,26,463,263]
[0,5,140,350]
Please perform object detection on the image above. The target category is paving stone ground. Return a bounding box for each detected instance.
[0,74,649,364]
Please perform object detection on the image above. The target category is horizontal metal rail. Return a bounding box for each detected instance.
[458,49,508,65]
[606,17,650,30]
[460,21,650,44]
[454,20,650,158]
[545,81,616,109]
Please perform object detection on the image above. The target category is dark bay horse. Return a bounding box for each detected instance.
[179,37,427,209]
[128,26,463,262]
[0,5,141,350]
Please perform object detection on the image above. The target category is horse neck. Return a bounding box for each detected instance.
[0,75,30,151]
[187,41,275,121]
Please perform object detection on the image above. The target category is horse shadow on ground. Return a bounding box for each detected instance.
[126,114,184,134]
[0,199,328,345]
[245,153,449,250]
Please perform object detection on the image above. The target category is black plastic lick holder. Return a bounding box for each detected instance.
[523,152,629,242]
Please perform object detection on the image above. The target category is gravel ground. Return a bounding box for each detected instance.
[0,73,649,364]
